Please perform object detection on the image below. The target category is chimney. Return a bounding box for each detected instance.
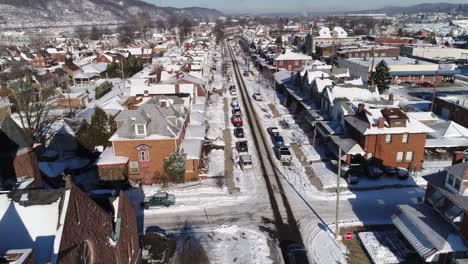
[389,93,394,104]
[378,117,385,128]
[175,84,180,94]
[453,151,466,165]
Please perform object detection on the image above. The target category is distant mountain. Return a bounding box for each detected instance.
[347,3,468,15]
[0,0,223,29]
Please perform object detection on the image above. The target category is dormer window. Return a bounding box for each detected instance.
[135,124,146,136]
[446,172,462,194]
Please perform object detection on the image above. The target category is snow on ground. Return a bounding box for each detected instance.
[311,161,346,189]
[207,149,225,177]
[358,231,406,264]
[172,225,275,264]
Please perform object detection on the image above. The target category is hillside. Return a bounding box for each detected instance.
[0,0,223,29]
[347,3,468,15]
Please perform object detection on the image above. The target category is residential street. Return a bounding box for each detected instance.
[142,40,426,264]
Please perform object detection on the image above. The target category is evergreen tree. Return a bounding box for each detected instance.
[372,60,391,94]
[275,36,283,49]
[90,26,102,41]
[164,151,186,183]
[77,107,113,152]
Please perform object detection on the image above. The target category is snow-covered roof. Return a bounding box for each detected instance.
[318,27,332,38]
[274,49,312,61]
[181,139,202,160]
[185,124,206,140]
[406,112,440,122]
[326,86,380,104]
[314,78,334,93]
[0,190,63,264]
[97,147,129,166]
[306,71,330,84]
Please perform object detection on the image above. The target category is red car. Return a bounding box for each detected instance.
[232,115,243,127]
[416,82,434,88]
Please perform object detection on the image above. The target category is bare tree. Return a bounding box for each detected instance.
[134,12,153,40]
[118,23,136,46]
[90,26,102,41]
[167,15,179,31]
[75,26,88,42]
[155,19,167,33]
[3,78,62,143]
[178,18,194,45]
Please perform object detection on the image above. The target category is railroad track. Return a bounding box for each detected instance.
[226,42,304,246]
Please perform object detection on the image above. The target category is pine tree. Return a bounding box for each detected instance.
[77,107,113,152]
[164,152,186,183]
[372,60,391,94]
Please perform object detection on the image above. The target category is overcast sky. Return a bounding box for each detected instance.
[146,0,464,14]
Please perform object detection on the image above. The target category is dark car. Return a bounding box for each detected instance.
[344,171,360,185]
[281,241,309,264]
[366,165,383,179]
[236,140,248,152]
[396,168,410,180]
[234,127,244,138]
[400,81,414,87]
[272,135,285,148]
[384,167,398,177]
[267,127,280,136]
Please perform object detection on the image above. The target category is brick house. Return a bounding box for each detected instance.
[344,107,433,171]
[0,116,42,190]
[97,97,193,184]
[274,49,312,72]
[336,46,400,59]
[392,160,468,263]
[0,178,140,264]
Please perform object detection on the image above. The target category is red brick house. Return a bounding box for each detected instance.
[0,116,42,190]
[0,178,140,264]
[274,49,312,72]
[392,160,468,263]
[97,97,195,184]
[345,107,434,171]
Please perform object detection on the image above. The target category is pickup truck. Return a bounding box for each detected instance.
[275,146,292,163]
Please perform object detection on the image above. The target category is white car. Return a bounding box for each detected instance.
[253,93,262,101]
[231,99,239,107]
[230,89,238,96]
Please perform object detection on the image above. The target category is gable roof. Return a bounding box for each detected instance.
[0,116,33,151]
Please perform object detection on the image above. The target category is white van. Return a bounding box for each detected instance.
[239,154,253,170]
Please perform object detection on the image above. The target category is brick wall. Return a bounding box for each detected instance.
[14,149,42,187]
[364,133,427,171]
[275,60,308,72]
[113,139,177,182]
[433,97,468,128]
[116,192,141,264]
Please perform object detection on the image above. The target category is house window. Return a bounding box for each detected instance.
[129,162,139,174]
[381,52,386,57]
[385,134,392,143]
[295,61,299,66]
[454,177,462,191]
[447,173,454,186]
[402,133,409,143]
[135,124,146,136]
[405,151,413,162]
[396,152,403,162]
[139,150,149,162]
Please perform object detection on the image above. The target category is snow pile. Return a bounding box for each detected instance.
[311,161,346,189]
[300,144,322,163]
[208,149,225,177]
[358,231,406,264]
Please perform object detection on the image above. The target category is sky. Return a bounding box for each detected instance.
[147,0,465,14]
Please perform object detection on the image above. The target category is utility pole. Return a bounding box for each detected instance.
[335,143,342,239]
[430,70,439,113]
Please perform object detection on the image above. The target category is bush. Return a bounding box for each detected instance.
[95,82,112,99]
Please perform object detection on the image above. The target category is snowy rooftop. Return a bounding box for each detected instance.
[274,49,312,61]
[0,190,63,264]
[97,147,129,166]
[181,139,203,160]
[346,56,434,67]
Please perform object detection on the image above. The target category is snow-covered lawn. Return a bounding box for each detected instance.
[358,231,407,264]
[208,149,225,177]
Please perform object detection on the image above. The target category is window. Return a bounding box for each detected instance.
[405,151,413,162]
[447,173,454,186]
[381,52,386,57]
[135,124,146,136]
[402,133,409,143]
[385,134,392,143]
[129,161,139,174]
[454,177,462,191]
[139,150,149,162]
[396,152,403,162]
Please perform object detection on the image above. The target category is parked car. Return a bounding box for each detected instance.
[417,82,434,88]
[236,140,248,152]
[234,127,244,138]
[366,165,383,179]
[399,81,415,87]
[281,241,309,264]
[229,85,236,91]
[272,135,285,148]
[232,116,243,127]
[275,146,292,163]
[396,168,410,180]
[231,99,239,108]
[142,192,175,209]
[343,170,360,185]
[253,93,262,101]
[232,108,242,116]
[230,89,238,96]
[384,166,398,178]
[239,154,253,170]
[243,71,249,77]
[267,127,280,137]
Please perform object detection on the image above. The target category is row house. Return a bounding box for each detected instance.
[336,45,400,59]
[97,97,194,184]
[344,106,433,171]
[0,178,140,264]
[273,49,313,72]
[392,159,468,263]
